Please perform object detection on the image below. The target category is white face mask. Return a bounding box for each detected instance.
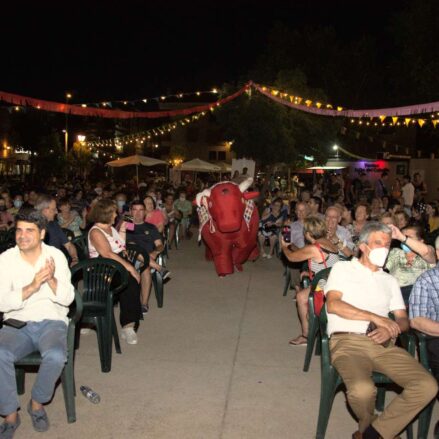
[367,246,389,267]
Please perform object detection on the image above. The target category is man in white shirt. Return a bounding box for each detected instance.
[401,175,415,215]
[325,206,354,258]
[324,222,437,439]
[0,210,74,438]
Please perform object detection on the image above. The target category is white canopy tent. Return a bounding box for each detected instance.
[106,154,168,184]
[176,158,221,172]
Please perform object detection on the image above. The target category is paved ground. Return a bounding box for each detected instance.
[13,238,438,438]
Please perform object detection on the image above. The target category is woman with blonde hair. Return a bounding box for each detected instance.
[281,216,339,345]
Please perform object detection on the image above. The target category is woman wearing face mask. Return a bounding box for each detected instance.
[7,195,24,216]
[385,224,436,305]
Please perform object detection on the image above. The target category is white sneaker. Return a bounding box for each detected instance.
[266,254,272,259]
[261,253,267,258]
[121,327,138,345]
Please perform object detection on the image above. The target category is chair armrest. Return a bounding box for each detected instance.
[68,289,83,324]
[412,329,432,371]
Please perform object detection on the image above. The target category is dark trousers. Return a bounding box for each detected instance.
[426,337,439,384]
[118,264,142,328]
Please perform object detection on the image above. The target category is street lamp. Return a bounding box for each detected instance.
[333,144,339,158]
[77,135,86,143]
[65,92,72,155]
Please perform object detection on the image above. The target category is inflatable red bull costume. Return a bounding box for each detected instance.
[195,178,260,276]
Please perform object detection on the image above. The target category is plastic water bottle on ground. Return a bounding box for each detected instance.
[80,385,101,404]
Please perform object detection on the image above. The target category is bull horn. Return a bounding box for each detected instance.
[238,177,253,193]
[195,189,211,206]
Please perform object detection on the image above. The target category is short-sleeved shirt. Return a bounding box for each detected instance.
[324,258,405,336]
[44,221,68,250]
[145,209,166,229]
[290,220,305,248]
[409,265,439,321]
[385,248,434,287]
[126,222,163,254]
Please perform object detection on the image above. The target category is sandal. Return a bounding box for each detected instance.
[289,335,308,346]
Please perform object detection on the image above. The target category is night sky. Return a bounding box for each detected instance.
[2,0,406,103]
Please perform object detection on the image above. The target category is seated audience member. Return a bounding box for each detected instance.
[88,199,141,345]
[258,197,287,259]
[0,197,14,231]
[385,224,436,305]
[369,197,384,221]
[426,203,439,233]
[409,236,439,382]
[324,206,354,259]
[7,194,24,216]
[347,203,369,247]
[0,210,75,437]
[394,209,410,230]
[324,222,437,439]
[69,189,87,214]
[120,201,170,314]
[340,205,353,228]
[173,190,193,238]
[289,202,309,249]
[22,190,38,209]
[281,216,339,345]
[57,198,85,237]
[307,196,324,220]
[379,211,395,226]
[143,195,167,234]
[114,193,129,225]
[162,193,181,249]
[35,195,79,266]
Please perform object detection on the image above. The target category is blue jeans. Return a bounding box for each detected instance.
[0,320,67,416]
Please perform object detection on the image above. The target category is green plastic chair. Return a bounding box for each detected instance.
[71,233,89,261]
[70,258,128,373]
[316,304,415,439]
[303,267,332,372]
[14,288,83,423]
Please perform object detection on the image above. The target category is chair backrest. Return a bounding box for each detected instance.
[72,233,89,261]
[311,267,332,316]
[125,243,149,271]
[70,258,128,305]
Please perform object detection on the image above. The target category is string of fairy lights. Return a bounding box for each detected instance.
[75,88,220,108]
[86,109,211,149]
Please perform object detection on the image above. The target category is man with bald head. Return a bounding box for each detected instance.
[325,205,354,259]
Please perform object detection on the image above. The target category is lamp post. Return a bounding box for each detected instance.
[65,93,72,156]
[333,144,339,158]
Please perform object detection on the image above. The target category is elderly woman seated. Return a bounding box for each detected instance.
[281,216,339,346]
[385,224,436,305]
[88,199,142,345]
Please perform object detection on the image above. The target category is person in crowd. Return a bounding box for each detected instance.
[325,173,342,203]
[55,187,67,201]
[369,198,384,220]
[120,201,170,314]
[379,211,395,226]
[281,216,339,346]
[426,203,439,233]
[324,206,354,259]
[409,236,439,381]
[385,224,436,305]
[114,193,128,224]
[411,202,429,231]
[22,190,38,209]
[289,202,308,249]
[300,190,311,203]
[381,195,390,212]
[162,193,181,249]
[7,194,24,216]
[258,197,288,259]
[413,172,428,203]
[143,195,167,234]
[324,222,437,439]
[0,198,14,231]
[340,205,353,228]
[57,198,85,237]
[312,178,323,199]
[307,196,324,220]
[350,171,363,203]
[173,190,192,239]
[391,177,403,201]
[394,209,410,230]
[375,170,390,199]
[0,209,75,437]
[69,189,87,214]
[360,172,374,202]
[87,199,141,345]
[346,203,369,247]
[401,174,415,216]
[35,195,79,266]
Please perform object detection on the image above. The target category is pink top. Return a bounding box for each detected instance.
[145,209,166,228]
